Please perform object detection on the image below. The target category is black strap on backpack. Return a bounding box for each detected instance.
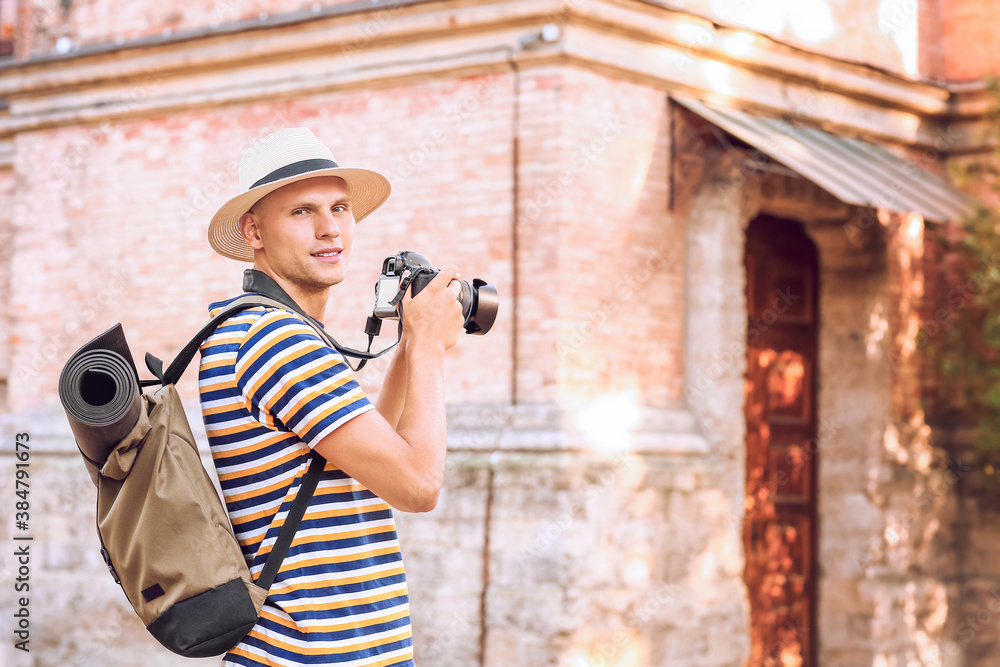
[256,451,325,590]
[142,294,330,592]
[144,294,291,387]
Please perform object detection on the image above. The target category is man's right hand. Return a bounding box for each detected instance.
[314,264,464,513]
[400,264,465,353]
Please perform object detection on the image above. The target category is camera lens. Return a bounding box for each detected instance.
[394,254,499,336]
[464,279,498,335]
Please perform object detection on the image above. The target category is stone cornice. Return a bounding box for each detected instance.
[445,402,711,455]
[0,0,437,71]
[948,79,993,112]
[0,0,972,151]
[940,79,997,157]
[0,98,8,168]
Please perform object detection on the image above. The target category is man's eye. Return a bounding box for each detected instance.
[292,209,308,215]
[333,205,346,213]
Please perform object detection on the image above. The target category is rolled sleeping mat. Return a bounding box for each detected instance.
[58,323,142,486]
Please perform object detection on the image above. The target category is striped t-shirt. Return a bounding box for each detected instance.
[197,294,415,667]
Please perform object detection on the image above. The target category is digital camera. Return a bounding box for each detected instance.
[373,251,499,335]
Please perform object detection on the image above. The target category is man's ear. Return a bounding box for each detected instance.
[239,210,265,251]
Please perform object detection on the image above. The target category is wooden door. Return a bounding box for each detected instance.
[743,215,819,667]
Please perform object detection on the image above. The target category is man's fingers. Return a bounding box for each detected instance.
[435,264,459,285]
[402,265,463,313]
[415,265,460,298]
[446,278,464,299]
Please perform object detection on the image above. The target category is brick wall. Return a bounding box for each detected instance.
[513,66,683,408]
[934,0,1000,80]
[3,0,996,665]
[0,53,719,663]
[13,0,371,56]
[553,69,681,410]
[2,72,517,665]
[6,73,514,420]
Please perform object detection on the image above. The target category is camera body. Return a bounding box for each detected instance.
[373,251,498,335]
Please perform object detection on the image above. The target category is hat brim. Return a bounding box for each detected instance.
[208,167,391,262]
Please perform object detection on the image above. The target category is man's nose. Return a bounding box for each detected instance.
[315,210,341,238]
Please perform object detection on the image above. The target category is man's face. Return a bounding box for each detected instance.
[241,176,357,291]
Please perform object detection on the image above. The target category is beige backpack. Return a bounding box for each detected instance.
[60,295,325,657]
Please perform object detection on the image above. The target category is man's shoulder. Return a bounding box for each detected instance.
[208,293,306,326]
[206,293,329,353]
[208,293,283,318]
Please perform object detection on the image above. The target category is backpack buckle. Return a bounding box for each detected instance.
[100,547,121,584]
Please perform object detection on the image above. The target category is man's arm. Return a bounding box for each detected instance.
[314,267,464,513]
[374,337,407,430]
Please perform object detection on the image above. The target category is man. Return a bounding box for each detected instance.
[198,127,464,666]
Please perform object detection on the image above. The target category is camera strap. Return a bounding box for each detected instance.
[241,269,401,372]
[387,266,437,308]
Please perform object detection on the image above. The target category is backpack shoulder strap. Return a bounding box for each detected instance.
[255,450,326,591]
[148,295,333,593]
[149,295,303,386]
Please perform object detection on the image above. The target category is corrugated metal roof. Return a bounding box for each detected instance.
[673,96,976,223]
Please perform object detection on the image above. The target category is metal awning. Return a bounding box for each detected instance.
[673,97,976,223]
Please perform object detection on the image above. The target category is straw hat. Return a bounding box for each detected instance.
[208,127,391,262]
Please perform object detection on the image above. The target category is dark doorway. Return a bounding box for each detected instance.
[743,215,820,666]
